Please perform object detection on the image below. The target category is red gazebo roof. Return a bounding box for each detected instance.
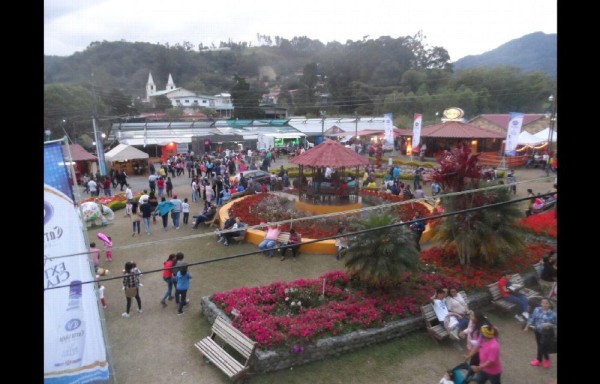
[291,139,369,168]
[420,121,505,139]
[66,144,97,161]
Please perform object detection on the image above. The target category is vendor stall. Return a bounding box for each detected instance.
[104,144,150,175]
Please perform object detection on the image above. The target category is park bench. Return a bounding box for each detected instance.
[230,228,247,244]
[421,303,448,342]
[276,232,290,249]
[204,207,220,228]
[510,273,541,300]
[487,281,518,313]
[195,316,257,382]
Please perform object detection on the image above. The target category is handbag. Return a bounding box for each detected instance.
[541,327,557,354]
[125,287,138,298]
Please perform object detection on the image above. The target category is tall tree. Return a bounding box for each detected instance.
[431,146,525,267]
[230,75,261,118]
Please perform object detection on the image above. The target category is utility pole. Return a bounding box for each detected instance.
[354,111,359,152]
[320,110,326,141]
[91,73,108,176]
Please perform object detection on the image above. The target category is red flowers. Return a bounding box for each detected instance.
[211,271,460,350]
[517,210,557,238]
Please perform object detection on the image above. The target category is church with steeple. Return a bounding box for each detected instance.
[144,72,233,117]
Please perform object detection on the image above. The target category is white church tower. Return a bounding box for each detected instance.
[146,72,156,101]
[166,73,176,91]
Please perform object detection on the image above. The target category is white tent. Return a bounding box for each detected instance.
[104,144,149,162]
[533,128,557,142]
[518,131,545,145]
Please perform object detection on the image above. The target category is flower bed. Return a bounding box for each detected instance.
[419,242,555,290]
[211,270,460,350]
[81,193,140,211]
[517,210,557,238]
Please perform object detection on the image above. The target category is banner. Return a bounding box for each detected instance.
[44,143,110,383]
[384,113,394,145]
[505,112,524,156]
[412,113,422,148]
[44,143,75,202]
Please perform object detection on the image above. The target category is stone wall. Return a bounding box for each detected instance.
[201,289,497,373]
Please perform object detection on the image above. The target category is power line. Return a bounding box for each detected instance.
[43,187,556,291]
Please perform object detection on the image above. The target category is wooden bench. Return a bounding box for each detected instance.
[204,207,220,228]
[487,282,518,313]
[510,273,541,300]
[421,303,448,342]
[230,228,247,244]
[195,316,257,382]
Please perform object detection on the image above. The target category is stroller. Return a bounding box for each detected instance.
[449,362,478,384]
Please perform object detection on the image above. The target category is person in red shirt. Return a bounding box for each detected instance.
[498,271,530,321]
[160,254,177,306]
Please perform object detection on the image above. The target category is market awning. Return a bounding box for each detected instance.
[104,144,149,161]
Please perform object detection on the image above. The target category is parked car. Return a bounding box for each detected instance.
[230,170,271,185]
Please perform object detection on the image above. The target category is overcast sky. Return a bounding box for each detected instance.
[44,0,556,62]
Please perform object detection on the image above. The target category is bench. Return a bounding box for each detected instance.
[421,303,448,342]
[487,282,518,313]
[204,208,221,228]
[195,316,257,382]
[510,273,541,300]
[230,229,247,244]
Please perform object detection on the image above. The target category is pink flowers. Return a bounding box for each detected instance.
[211,270,460,349]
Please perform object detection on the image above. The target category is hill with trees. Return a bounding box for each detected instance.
[44,33,556,138]
[453,32,556,78]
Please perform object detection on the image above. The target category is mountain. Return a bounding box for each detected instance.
[453,32,556,78]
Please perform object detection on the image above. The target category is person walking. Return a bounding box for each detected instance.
[470,324,502,384]
[153,197,174,231]
[139,197,153,236]
[131,200,141,236]
[166,176,173,197]
[524,298,557,369]
[170,194,183,229]
[175,263,192,316]
[160,254,177,306]
[89,242,100,273]
[182,198,190,225]
[122,261,142,318]
[409,212,426,251]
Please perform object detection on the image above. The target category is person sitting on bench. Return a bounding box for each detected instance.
[217,217,245,246]
[498,271,530,322]
[192,203,216,228]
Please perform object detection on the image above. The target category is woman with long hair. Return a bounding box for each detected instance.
[122,261,142,318]
[524,298,557,369]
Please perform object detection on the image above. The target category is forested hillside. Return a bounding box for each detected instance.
[44,33,556,136]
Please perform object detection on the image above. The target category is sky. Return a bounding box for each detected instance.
[44,0,556,62]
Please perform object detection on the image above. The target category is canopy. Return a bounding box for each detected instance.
[104,144,149,162]
[517,131,545,145]
[420,121,504,139]
[291,139,369,168]
[533,128,557,142]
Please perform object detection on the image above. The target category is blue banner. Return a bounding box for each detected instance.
[44,143,75,202]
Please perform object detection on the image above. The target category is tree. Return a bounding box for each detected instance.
[431,146,525,267]
[230,75,261,118]
[101,88,136,117]
[344,212,420,288]
[153,95,173,111]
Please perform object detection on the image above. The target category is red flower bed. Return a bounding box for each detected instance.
[420,242,555,290]
[228,192,433,239]
[211,270,461,350]
[517,210,557,238]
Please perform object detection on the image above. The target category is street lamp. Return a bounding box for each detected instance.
[354,111,359,152]
[44,129,52,141]
[547,95,557,154]
[320,110,326,137]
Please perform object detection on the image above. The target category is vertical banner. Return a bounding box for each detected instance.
[44,144,110,383]
[384,113,394,145]
[412,113,422,148]
[44,143,75,202]
[505,112,524,156]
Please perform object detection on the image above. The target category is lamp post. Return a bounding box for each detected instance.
[44,129,51,141]
[354,111,359,152]
[547,95,557,154]
[320,110,326,141]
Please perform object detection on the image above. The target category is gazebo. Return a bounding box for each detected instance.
[291,140,369,213]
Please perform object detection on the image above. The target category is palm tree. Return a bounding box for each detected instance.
[430,146,525,266]
[344,211,420,287]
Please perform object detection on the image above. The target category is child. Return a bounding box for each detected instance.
[104,236,113,261]
[98,285,107,309]
[175,263,192,316]
[90,242,100,272]
[335,227,348,261]
[182,198,190,225]
[439,369,455,384]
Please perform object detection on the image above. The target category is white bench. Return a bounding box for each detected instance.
[421,303,448,342]
[195,316,257,382]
